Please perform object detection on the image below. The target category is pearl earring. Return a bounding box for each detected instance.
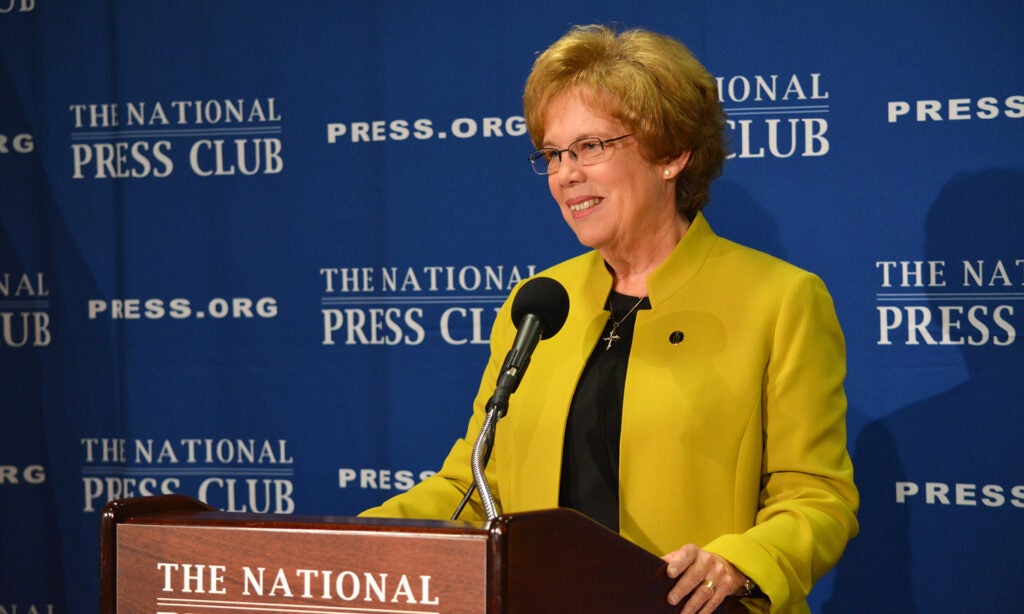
[664,169,672,177]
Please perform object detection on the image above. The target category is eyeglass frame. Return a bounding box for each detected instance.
[528,133,634,175]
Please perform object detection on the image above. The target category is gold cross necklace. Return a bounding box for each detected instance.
[602,295,646,350]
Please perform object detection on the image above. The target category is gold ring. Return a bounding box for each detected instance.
[703,579,717,594]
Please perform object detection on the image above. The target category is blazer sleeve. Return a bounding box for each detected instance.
[704,272,860,612]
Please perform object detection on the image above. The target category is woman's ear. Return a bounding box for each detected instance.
[662,150,692,180]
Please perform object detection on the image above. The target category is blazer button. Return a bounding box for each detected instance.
[669,331,685,344]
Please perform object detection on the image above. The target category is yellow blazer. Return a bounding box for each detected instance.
[363,213,859,613]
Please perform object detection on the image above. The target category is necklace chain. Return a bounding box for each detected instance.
[602,295,646,350]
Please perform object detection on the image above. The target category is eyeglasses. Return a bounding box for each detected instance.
[528,134,633,175]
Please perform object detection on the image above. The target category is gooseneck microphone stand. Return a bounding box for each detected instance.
[452,384,511,522]
[470,395,505,520]
[452,358,522,522]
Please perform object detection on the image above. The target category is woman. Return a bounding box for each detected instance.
[362,25,858,613]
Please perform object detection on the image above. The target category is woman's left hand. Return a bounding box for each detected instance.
[662,544,746,613]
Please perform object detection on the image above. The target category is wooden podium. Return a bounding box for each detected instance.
[100,495,743,613]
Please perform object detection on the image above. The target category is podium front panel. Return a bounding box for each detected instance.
[115,522,487,613]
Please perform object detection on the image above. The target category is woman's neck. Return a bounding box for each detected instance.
[603,215,689,296]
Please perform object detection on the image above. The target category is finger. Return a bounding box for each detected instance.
[680,556,715,590]
[667,563,712,606]
[697,578,731,614]
[698,596,726,614]
[663,544,699,577]
[697,579,726,614]
[704,555,743,597]
[679,578,720,614]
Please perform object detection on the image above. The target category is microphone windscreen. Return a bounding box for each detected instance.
[509,277,570,339]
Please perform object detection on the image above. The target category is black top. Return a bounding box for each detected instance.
[559,292,650,533]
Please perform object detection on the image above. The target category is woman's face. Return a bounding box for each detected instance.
[543,88,682,258]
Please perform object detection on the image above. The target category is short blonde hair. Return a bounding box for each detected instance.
[524,25,727,219]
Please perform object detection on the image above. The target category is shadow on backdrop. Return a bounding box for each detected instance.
[825,168,1024,612]
[0,46,122,610]
[706,179,787,262]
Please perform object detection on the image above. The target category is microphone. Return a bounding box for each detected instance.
[454,277,569,522]
[491,277,570,413]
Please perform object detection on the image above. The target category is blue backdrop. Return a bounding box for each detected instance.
[2,2,1022,611]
